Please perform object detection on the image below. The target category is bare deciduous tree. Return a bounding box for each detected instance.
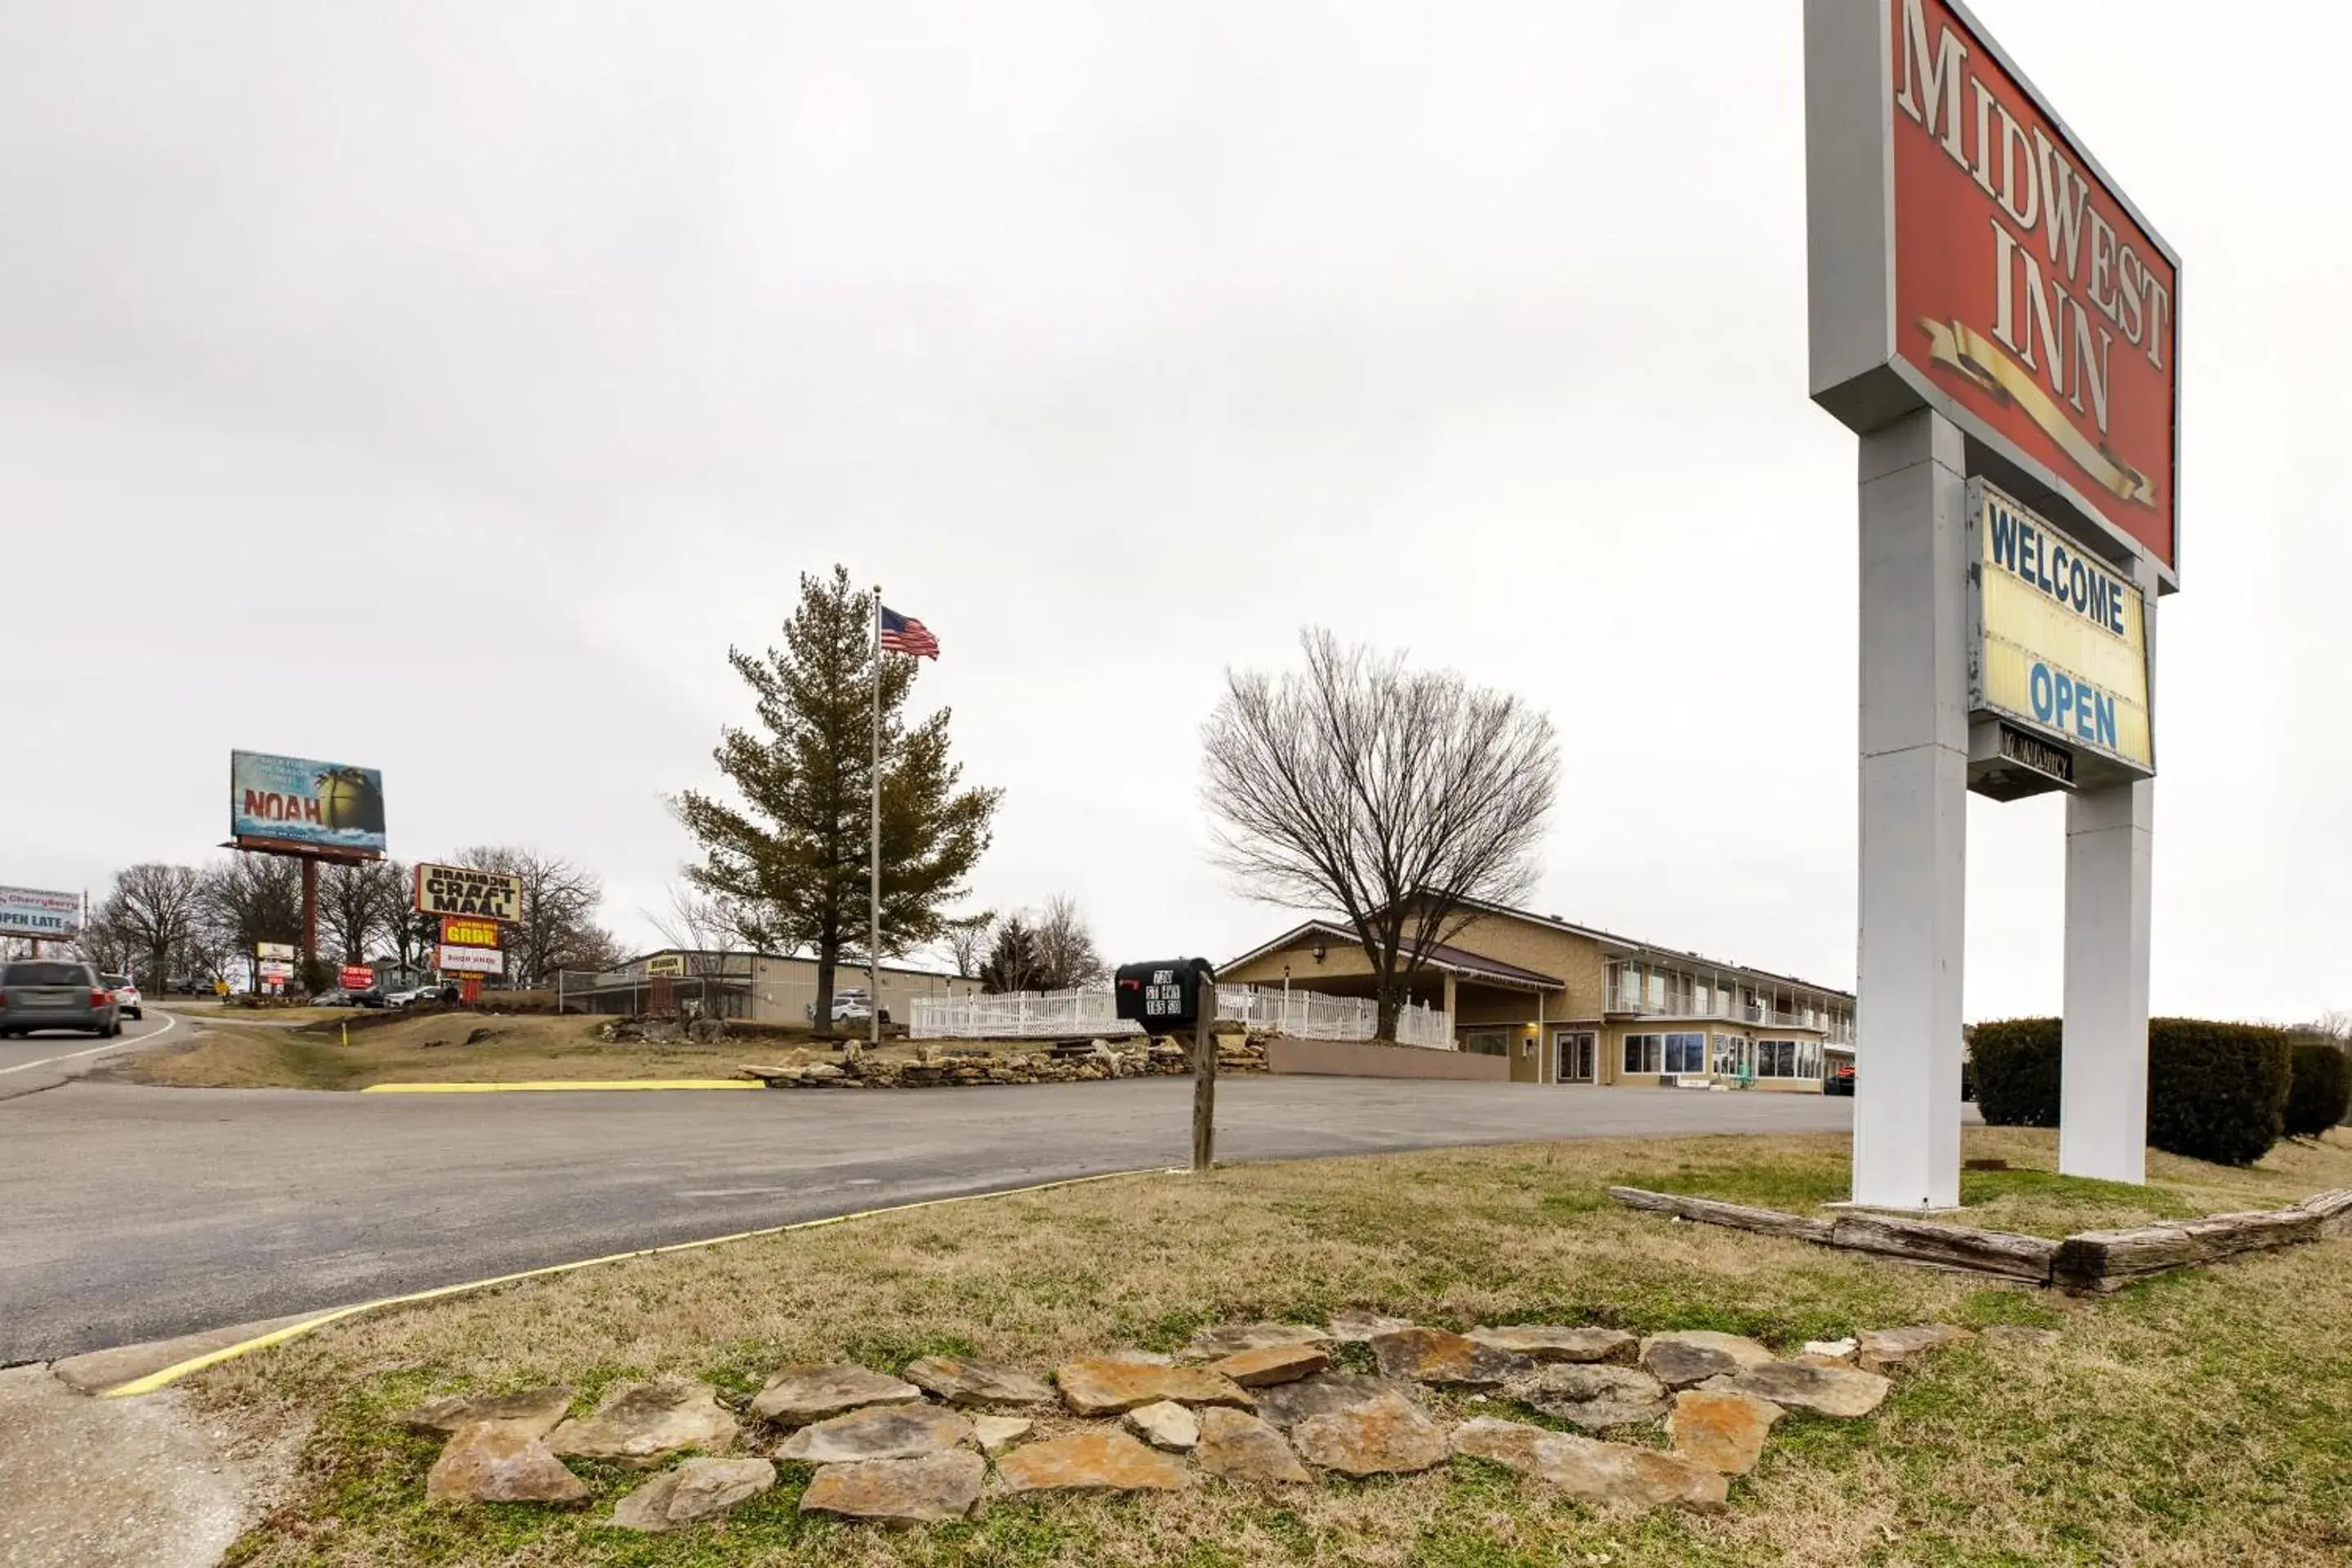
[647,882,747,1018]
[318,859,408,965]
[199,854,303,965]
[100,863,207,991]
[1202,628,1558,1039]
[1033,893,1104,990]
[942,911,996,980]
[454,845,608,988]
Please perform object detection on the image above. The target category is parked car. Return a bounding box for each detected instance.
[349,987,387,1009]
[312,987,352,1007]
[0,960,122,1038]
[99,973,145,1020]
[1825,1063,1856,1097]
[804,988,891,1026]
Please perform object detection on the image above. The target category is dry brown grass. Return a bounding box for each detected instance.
[197,1127,2352,1567]
[124,1013,757,1089]
[130,1015,1143,1090]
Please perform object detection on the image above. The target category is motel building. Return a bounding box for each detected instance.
[1220,898,1855,1092]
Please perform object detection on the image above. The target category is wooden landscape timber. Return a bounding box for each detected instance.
[1603,1187,1834,1243]
[1825,1212,2057,1283]
[1608,1187,2352,1294]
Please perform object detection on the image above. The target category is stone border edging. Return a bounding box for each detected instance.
[1606,1185,2352,1293]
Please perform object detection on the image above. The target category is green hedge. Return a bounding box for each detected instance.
[2286,1043,2352,1138]
[1966,1016,2292,1166]
[1967,1018,2062,1126]
[2146,1019,2291,1166]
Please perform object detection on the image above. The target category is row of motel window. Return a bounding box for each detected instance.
[1621,1033,1822,1080]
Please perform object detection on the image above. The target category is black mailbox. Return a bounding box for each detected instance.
[1114,957,1215,1031]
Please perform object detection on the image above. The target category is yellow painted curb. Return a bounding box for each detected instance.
[359,1079,766,1094]
[100,1165,1182,1398]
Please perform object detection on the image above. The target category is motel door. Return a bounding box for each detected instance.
[1554,1030,1597,1084]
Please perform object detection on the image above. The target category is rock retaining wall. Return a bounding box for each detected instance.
[732,1036,1270,1089]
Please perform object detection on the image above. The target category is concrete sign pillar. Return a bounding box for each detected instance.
[2060,556,2159,1183]
[1852,408,1969,1211]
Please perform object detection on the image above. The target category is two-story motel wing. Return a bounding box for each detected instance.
[1219,898,1855,1091]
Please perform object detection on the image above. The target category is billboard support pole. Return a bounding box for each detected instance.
[300,856,319,990]
[2060,556,2159,1184]
[1851,408,1968,1211]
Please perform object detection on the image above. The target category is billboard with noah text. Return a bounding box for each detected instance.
[230,751,387,857]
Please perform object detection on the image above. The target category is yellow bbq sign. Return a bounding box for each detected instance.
[1967,480,2153,776]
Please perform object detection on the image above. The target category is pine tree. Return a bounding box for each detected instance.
[675,566,1000,1036]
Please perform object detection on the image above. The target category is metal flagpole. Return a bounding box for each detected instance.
[869,586,883,1057]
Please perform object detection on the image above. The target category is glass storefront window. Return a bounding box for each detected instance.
[1664,1031,1706,1073]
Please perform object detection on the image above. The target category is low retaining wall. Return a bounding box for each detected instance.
[1608,1184,2352,1294]
[1267,1037,1508,1082]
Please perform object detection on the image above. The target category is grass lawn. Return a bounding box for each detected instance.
[126,1013,1134,1089]
[122,1013,756,1089]
[198,1126,2352,1567]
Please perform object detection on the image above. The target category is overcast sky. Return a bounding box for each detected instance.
[2,2,2341,1022]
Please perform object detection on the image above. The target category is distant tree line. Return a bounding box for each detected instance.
[75,845,621,991]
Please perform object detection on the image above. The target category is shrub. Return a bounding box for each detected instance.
[2285,1043,2352,1138]
[1968,1018,2061,1127]
[2147,1018,2291,1166]
[1967,1016,2292,1167]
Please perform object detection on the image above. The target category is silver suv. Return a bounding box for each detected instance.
[0,960,122,1039]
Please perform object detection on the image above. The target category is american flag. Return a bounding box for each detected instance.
[880,605,940,659]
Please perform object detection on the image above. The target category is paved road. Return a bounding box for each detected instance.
[0,1009,181,1098]
[0,1018,1858,1363]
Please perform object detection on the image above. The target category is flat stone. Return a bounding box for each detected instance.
[1702,1362,1891,1419]
[992,1430,1190,1494]
[1450,1417,1727,1513]
[1292,1392,1451,1477]
[971,1415,1032,1454]
[1979,1325,2061,1352]
[1054,1357,1254,1416]
[800,1450,985,1523]
[1370,1327,1532,1388]
[1468,1325,1638,1365]
[1328,1308,1416,1343]
[1209,1343,1332,1388]
[1252,1371,1412,1431]
[774,1403,973,1463]
[1800,1338,1859,1364]
[1856,1324,1976,1372]
[426,1420,590,1505]
[1668,1389,1784,1475]
[610,1457,777,1531]
[394,1387,573,1440]
[1181,1322,1332,1360]
[902,1356,1056,1408]
[1124,1400,1200,1451]
[1516,1363,1673,1430]
[747,1365,923,1427]
[546,1380,738,1464]
[1195,1406,1312,1485]
[1640,1331,1777,1390]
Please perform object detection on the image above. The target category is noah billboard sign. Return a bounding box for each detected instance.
[1806,0,2181,587]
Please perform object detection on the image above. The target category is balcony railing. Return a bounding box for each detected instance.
[1604,985,1854,1044]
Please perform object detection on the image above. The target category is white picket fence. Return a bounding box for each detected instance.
[910,984,1452,1049]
